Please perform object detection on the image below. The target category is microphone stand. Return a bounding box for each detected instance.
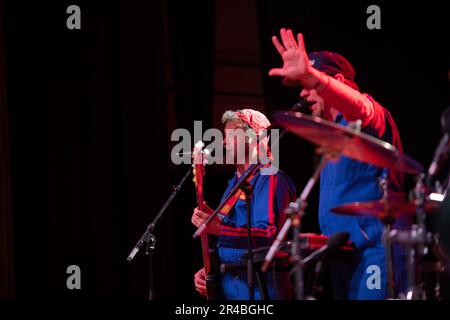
[378,174,396,299]
[410,174,427,300]
[127,168,192,300]
[242,180,255,300]
[278,157,329,300]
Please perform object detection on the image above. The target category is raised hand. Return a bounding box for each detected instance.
[269,28,312,83]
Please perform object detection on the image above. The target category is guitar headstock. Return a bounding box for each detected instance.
[192,141,207,187]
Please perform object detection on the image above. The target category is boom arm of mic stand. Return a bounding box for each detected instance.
[193,162,262,239]
[127,168,192,262]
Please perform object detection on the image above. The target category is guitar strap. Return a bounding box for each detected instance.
[218,164,268,217]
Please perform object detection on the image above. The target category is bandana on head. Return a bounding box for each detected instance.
[234,109,271,136]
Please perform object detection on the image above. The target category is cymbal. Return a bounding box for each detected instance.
[331,198,441,220]
[272,111,424,174]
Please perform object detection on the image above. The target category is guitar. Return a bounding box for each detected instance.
[192,141,218,300]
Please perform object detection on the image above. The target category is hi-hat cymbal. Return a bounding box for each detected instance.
[331,198,441,220]
[272,111,424,174]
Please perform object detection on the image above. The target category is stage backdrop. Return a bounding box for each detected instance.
[1,0,448,299]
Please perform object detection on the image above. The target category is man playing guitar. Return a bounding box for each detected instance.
[192,109,296,300]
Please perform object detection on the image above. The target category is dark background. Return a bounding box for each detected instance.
[0,0,448,299]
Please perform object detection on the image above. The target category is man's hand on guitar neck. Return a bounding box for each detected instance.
[191,202,221,236]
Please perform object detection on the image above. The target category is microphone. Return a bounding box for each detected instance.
[291,99,314,114]
[428,107,450,179]
[300,232,350,266]
[175,148,211,157]
[175,145,228,157]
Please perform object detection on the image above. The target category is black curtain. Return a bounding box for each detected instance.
[167,0,215,131]
[256,0,322,233]
[163,0,218,299]
[3,0,171,298]
[0,0,15,300]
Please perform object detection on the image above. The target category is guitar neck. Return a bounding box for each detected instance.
[195,175,205,209]
[192,143,217,299]
[194,176,212,274]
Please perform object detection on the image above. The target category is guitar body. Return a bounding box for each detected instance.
[193,141,219,300]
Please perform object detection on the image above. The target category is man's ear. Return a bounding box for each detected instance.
[334,73,345,83]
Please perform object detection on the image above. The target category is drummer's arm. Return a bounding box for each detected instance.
[268,28,378,127]
[303,68,376,127]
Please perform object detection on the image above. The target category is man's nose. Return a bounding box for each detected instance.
[300,89,309,98]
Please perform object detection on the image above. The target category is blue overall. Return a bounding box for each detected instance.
[319,111,409,300]
[216,167,296,300]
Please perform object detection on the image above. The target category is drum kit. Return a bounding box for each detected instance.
[266,110,449,300]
